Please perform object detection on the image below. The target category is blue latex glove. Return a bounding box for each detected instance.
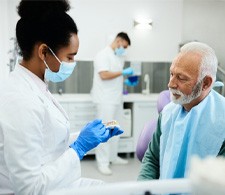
[70,119,123,159]
[122,67,133,76]
[108,126,123,137]
[124,79,139,86]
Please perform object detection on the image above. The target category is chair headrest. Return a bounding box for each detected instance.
[157,90,171,113]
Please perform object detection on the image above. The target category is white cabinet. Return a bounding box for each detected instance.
[60,102,96,133]
[120,109,132,137]
[132,102,158,151]
[118,137,134,153]
[54,93,158,153]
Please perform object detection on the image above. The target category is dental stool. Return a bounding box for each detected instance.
[136,90,170,162]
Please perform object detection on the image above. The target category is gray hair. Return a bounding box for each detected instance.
[180,42,218,85]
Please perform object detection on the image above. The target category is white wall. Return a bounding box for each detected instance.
[182,0,225,69]
[0,0,10,80]
[0,0,183,80]
[0,0,20,80]
[69,0,183,62]
[1,0,225,79]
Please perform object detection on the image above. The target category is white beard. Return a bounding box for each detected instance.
[170,81,203,105]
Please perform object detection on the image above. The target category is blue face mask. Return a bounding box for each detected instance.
[43,48,77,83]
[115,46,126,56]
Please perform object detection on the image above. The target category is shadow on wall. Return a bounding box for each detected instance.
[48,61,171,94]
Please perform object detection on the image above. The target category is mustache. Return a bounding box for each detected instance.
[169,88,184,96]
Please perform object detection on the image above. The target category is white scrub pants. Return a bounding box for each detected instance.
[95,103,123,166]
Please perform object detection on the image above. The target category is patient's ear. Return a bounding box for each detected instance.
[202,76,213,91]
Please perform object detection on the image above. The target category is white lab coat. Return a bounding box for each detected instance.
[0,65,98,195]
[91,46,124,165]
[91,46,124,105]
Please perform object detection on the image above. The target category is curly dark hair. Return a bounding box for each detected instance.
[16,0,78,60]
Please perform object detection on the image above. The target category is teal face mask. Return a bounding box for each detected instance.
[115,46,126,56]
[43,48,77,83]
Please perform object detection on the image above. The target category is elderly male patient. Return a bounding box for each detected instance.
[138,42,225,180]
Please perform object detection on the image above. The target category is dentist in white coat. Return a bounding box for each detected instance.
[91,32,133,175]
[0,1,123,194]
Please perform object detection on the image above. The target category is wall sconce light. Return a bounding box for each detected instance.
[134,18,153,30]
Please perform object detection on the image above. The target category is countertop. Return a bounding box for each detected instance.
[53,93,159,103]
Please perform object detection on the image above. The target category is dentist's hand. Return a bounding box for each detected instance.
[122,67,133,76]
[108,126,124,137]
[70,119,123,159]
[124,79,139,86]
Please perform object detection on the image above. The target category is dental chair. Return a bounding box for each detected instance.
[136,90,170,162]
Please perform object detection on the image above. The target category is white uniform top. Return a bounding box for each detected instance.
[91,46,124,105]
[0,65,81,194]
